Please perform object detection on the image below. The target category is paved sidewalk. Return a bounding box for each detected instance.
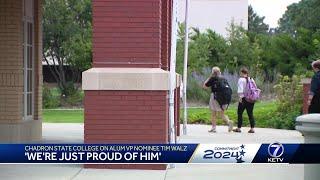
[0,124,304,180]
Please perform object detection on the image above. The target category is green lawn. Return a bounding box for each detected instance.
[43,101,276,128]
[184,101,276,128]
[43,109,84,123]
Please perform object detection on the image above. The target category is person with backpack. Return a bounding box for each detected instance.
[233,67,260,133]
[203,67,233,133]
[308,60,320,113]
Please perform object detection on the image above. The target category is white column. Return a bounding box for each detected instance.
[182,0,190,135]
[169,0,179,144]
[296,114,320,180]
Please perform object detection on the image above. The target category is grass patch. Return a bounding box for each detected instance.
[43,109,84,123]
[183,101,276,128]
[43,101,277,128]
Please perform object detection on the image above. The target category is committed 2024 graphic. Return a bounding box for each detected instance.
[0,144,319,164]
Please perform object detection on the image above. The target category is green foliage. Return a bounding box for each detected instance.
[249,28,318,77]
[43,102,275,125]
[177,21,264,76]
[268,110,301,130]
[43,85,84,108]
[180,75,305,130]
[60,82,84,107]
[176,5,320,80]
[187,74,211,103]
[248,5,269,35]
[176,24,211,74]
[278,0,320,34]
[309,30,320,61]
[181,101,276,128]
[224,22,262,73]
[178,24,319,80]
[206,30,228,67]
[274,75,303,112]
[43,109,84,123]
[270,75,303,129]
[63,90,84,107]
[43,0,92,96]
[62,82,78,97]
[42,86,60,109]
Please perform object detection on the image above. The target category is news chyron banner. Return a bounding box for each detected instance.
[0,143,319,164]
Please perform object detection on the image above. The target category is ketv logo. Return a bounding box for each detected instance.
[267,143,284,163]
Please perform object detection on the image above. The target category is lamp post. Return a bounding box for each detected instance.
[183,0,190,135]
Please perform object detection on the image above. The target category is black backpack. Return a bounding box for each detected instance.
[212,77,232,109]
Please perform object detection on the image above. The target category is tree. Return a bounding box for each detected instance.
[224,22,262,73]
[261,28,316,76]
[206,29,227,68]
[278,0,320,34]
[176,23,210,74]
[248,5,269,35]
[43,0,92,96]
[310,30,320,61]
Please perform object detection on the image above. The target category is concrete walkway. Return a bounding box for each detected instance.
[0,123,304,180]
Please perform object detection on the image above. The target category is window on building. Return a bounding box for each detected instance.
[22,0,34,120]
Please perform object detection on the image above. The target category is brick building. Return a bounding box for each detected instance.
[0,0,180,169]
[0,0,42,141]
[82,0,180,170]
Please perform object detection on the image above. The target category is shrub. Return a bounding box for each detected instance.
[59,82,84,107]
[187,71,211,103]
[268,110,301,129]
[64,90,84,107]
[42,86,60,109]
[62,82,78,97]
[270,75,303,129]
[43,84,84,108]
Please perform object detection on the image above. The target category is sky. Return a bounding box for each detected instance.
[249,0,302,28]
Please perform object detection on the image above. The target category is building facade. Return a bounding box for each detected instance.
[0,0,180,170]
[0,0,42,142]
[177,0,248,36]
[82,0,180,170]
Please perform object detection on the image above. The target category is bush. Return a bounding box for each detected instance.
[43,84,84,108]
[187,72,211,103]
[42,86,60,109]
[59,82,84,107]
[62,82,79,97]
[267,110,301,129]
[269,75,303,129]
[64,90,84,106]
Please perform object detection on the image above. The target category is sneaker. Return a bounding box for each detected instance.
[233,128,241,133]
[248,129,255,133]
[228,121,233,132]
[208,128,217,133]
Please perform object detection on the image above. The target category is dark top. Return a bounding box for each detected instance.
[310,71,320,96]
[205,76,221,93]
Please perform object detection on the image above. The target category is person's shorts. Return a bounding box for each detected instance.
[209,93,227,112]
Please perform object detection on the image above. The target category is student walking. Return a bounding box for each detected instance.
[203,67,233,133]
[308,60,320,113]
[233,67,260,133]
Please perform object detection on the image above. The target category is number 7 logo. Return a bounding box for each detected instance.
[268,143,284,158]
